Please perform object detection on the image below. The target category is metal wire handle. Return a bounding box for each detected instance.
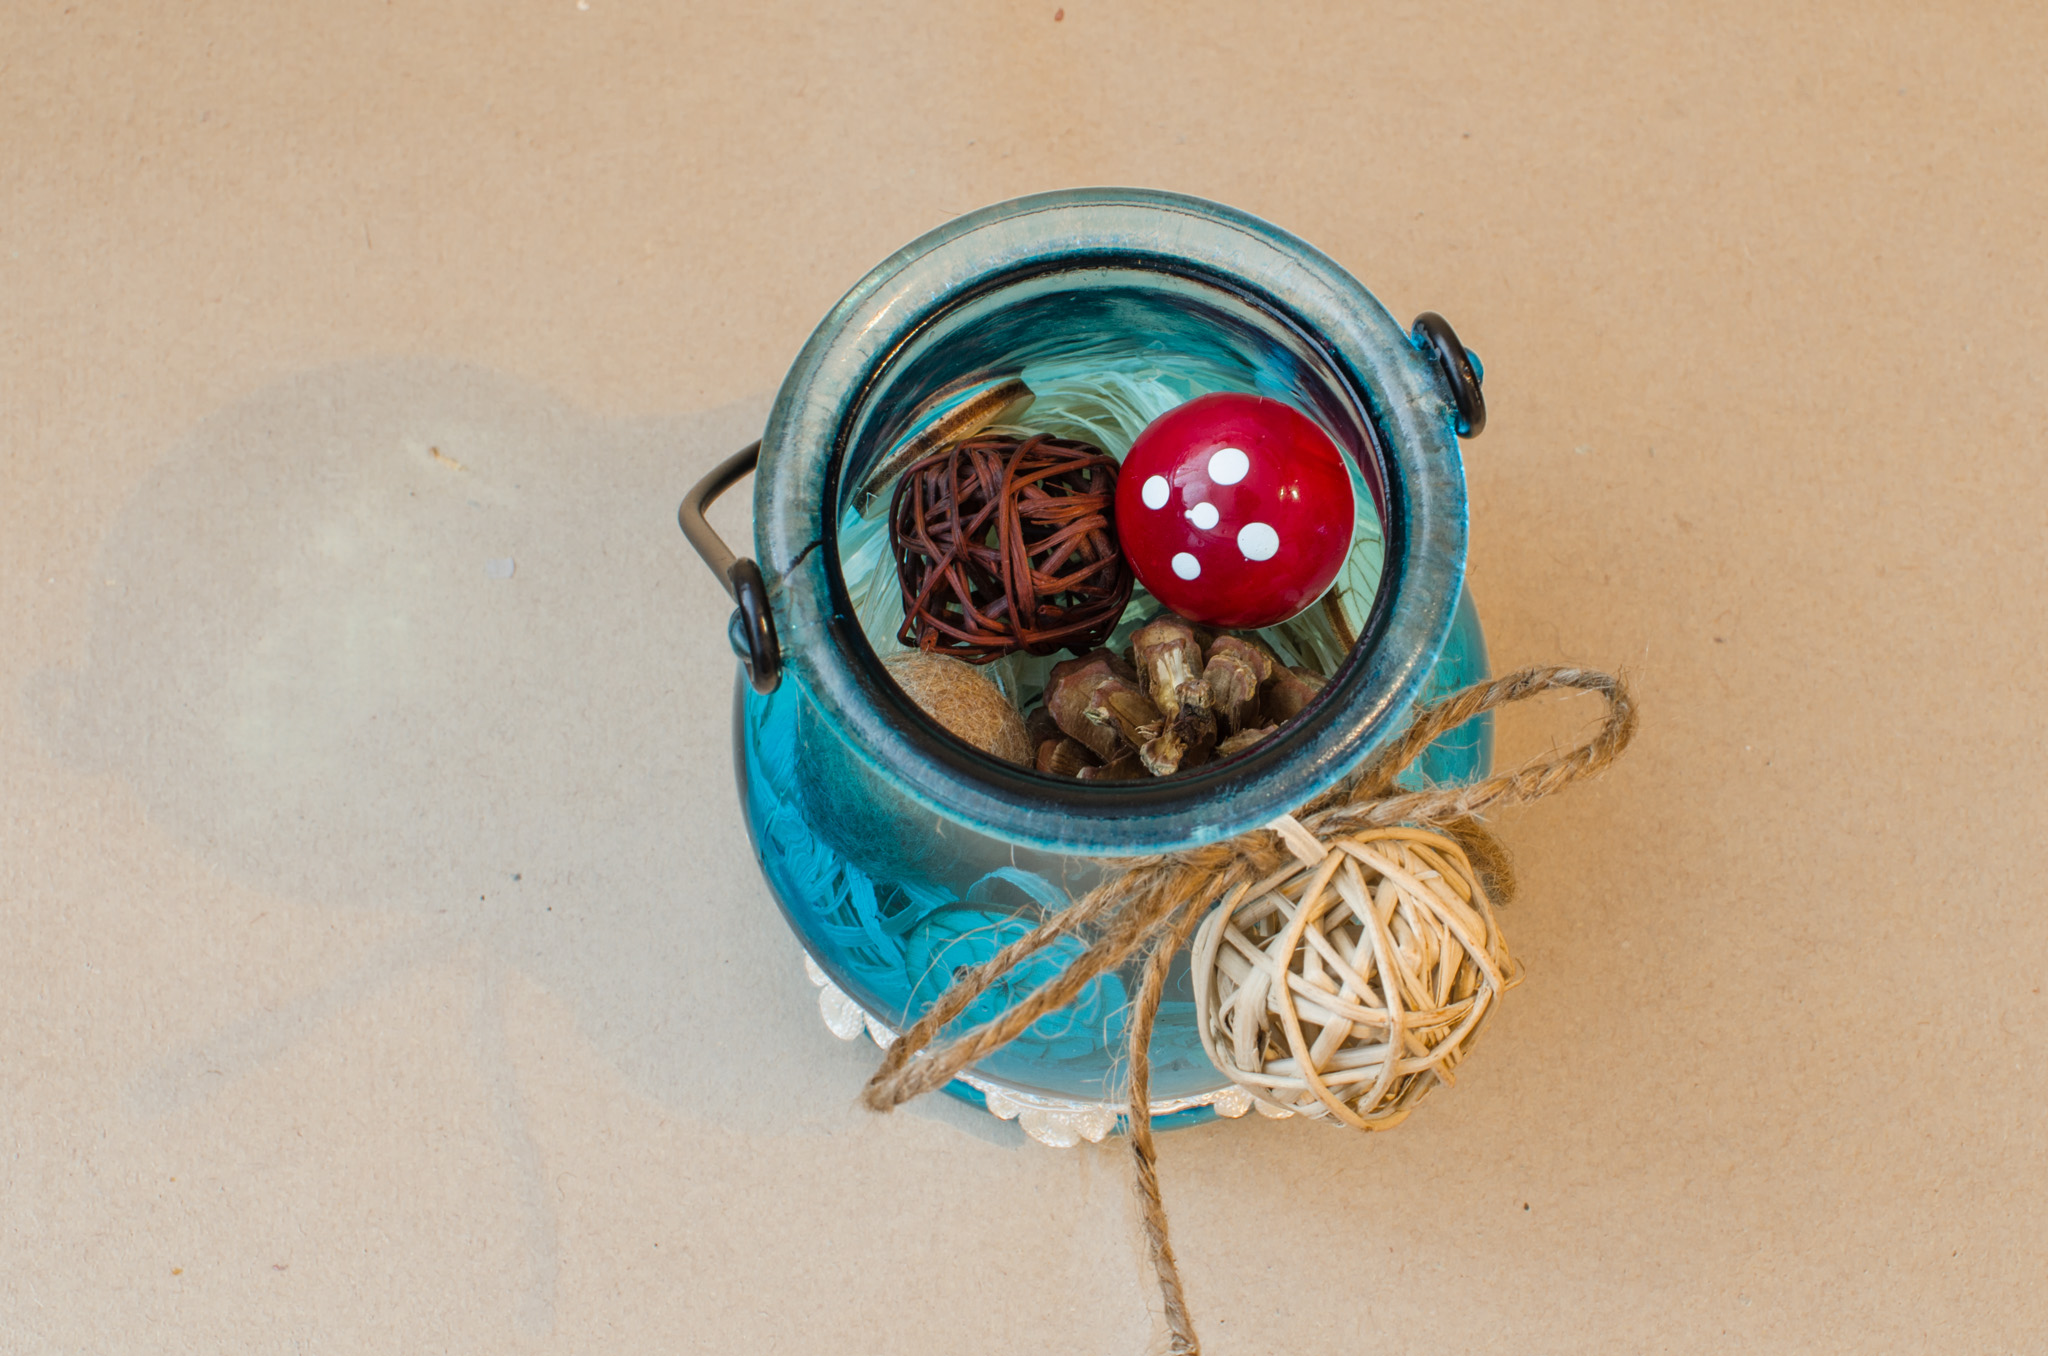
[678,440,781,693]
[1411,311,1487,438]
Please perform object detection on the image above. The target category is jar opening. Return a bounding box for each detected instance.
[822,254,1407,812]
[755,189,1468,855]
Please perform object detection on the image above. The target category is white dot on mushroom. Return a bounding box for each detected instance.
[1237,522,1280,561]
[1171,552,1202,580]
[1207,447,1250,485]
[1187,502,1219,530]
[1141,475,1170,510]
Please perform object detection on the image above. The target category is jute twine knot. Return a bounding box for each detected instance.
[861,666,1638,1354]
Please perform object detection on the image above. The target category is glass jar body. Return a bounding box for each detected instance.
[721,189,1492,1131]
[735,587,1491,1115]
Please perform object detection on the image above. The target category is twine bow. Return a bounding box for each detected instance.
[862,666,1638,1353]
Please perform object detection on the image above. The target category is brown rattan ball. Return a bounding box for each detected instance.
[889,432,1133,662]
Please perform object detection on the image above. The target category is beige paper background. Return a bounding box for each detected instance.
[5,2,2045,1351]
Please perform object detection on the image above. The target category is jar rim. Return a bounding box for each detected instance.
[756,188,1469,856]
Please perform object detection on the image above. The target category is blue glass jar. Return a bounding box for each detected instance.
[684,190,1492,1138]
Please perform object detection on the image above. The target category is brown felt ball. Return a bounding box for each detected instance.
[881,650,1032,765]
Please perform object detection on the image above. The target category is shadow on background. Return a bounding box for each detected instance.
[24,359,1013,1331]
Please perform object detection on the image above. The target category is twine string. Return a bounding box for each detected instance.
[860,666,1638,1353]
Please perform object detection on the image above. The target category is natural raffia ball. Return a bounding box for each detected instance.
[889,432,1133,662]
[1190,819,1520,1129]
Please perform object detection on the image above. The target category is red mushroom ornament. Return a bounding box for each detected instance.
[1114,392,1356,629]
